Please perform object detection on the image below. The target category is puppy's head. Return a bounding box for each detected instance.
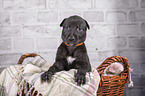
[60,15,90,46]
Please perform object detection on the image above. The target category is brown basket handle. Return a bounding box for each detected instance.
[97,56,130,82]
[17,53,38,64]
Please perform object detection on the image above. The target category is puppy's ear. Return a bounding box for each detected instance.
[85,20,90,30]
[60,18,66,27]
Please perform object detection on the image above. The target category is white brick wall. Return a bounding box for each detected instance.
[0,0,145,95]
[0,0,143,65]
[0,38,11,50]
[0,26,21,37]
[0,12,10,25]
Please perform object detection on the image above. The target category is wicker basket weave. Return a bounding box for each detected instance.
[97,56,130,96]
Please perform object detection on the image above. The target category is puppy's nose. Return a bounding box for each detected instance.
[69,38,75,42]
[69,36,75,42]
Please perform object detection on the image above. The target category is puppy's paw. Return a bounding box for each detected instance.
[41,71,53,83]
[75,74,86,86]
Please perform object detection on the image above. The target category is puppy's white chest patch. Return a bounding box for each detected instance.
[67,56,76,64]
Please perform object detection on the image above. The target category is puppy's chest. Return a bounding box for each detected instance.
[67,56,76,64]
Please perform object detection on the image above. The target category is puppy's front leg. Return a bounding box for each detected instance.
[75,69,86,85]
[74,61,89,85]
[41,43,67,82]
[41,60,65,82]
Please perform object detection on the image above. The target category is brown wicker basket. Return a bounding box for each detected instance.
[97,56,130,96]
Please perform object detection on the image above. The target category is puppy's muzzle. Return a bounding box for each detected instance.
[68,36,75,42]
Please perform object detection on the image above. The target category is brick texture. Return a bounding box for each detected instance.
[107,11,127,23]
[0,26,21,37]
[141,23,145,33]
[38,11,58,23]
[141,0,145,8]
[0,12,10,25]
[129,37,145,48]
[129,11,145,22]
[23,25,60,37]
[117,24,139,35]
[0,0,145,96]
[0,38,11,50]
[12,12,38,25]
[0,53,21,65]
[36,38,58,50]
[83,11,104,22]
[95,0,138,9]
[13,38,34,52]
[107,36,127,47]
[25,0,46,9]
[3,0,25,10]
[48,0,92,9]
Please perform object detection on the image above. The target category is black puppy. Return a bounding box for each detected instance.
[41,15,91,85]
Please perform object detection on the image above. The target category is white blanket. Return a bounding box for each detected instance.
[0,56,100,96]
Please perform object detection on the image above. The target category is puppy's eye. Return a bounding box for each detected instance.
[64,27,69,30]
[77,28,83,31]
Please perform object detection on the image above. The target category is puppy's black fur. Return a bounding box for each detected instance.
[41,15,91,85]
